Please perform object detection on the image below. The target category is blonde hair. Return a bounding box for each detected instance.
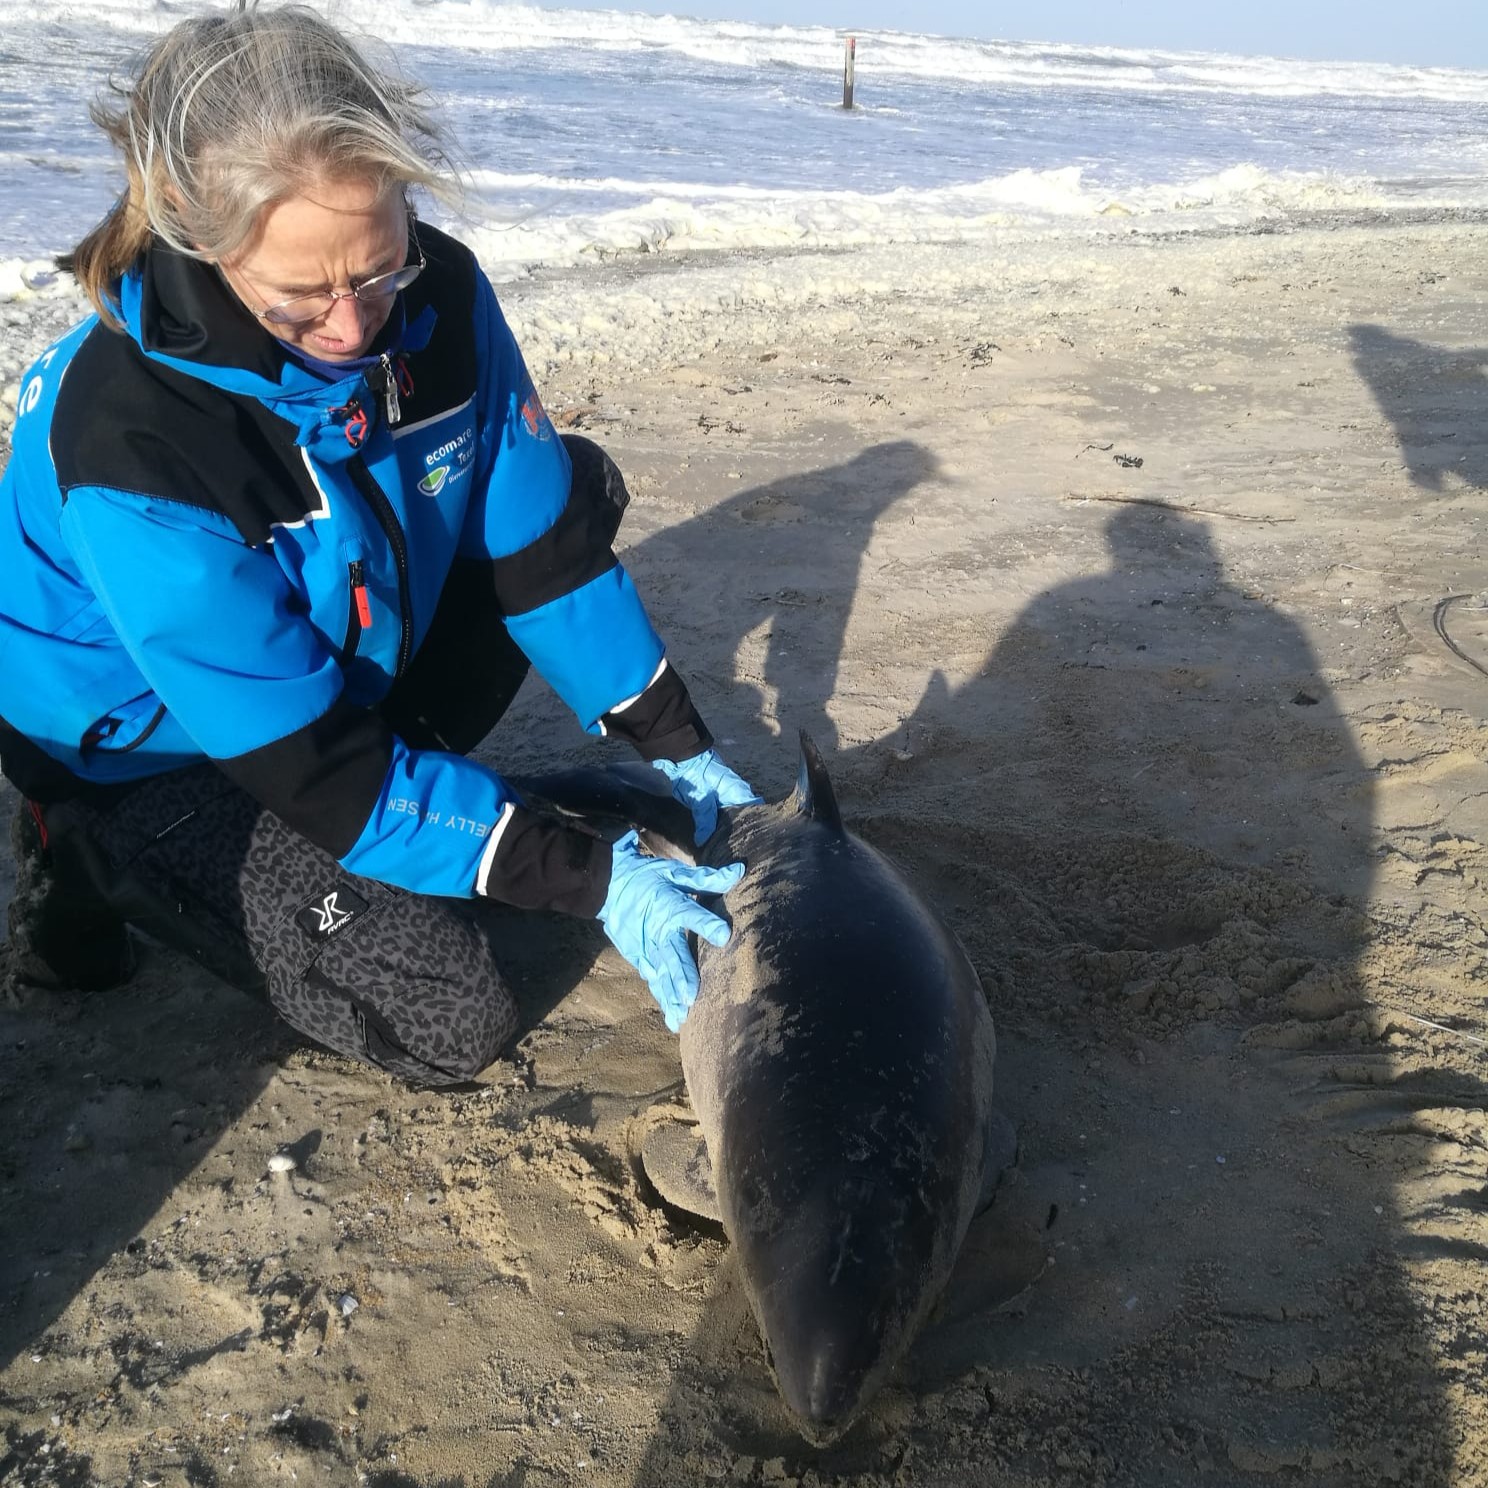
[63,2,453,328]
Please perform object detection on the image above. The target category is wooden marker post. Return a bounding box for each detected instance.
[843,36,856,109]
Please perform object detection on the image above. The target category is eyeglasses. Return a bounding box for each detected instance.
[248,222,426,327]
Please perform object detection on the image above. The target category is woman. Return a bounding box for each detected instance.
[0,3,758,1085]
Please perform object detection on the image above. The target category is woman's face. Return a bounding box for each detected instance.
[216,178,410,363]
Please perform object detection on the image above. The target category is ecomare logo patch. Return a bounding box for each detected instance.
[426,427,474,467]
[419,466,449,497]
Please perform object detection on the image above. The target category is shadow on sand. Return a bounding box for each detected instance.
[1350,322,1488,495]
[618,471,1474,1484]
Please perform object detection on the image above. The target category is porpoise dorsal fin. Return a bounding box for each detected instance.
[791,731,844,834]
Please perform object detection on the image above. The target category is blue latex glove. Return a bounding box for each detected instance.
[652,748,764,845]
[598,831,745,1031]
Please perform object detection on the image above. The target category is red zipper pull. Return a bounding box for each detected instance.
[350,559,373,630]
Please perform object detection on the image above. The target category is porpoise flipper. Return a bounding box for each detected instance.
[637,1113,722,1223]
[977,1107,1020,1215]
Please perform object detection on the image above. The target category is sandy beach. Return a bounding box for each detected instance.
[4,215,1488,1487]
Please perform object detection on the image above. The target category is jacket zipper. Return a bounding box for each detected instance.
[341,559,371,664]
[346,458,413,678]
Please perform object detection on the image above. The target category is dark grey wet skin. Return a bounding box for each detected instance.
[523,734,1006,1444]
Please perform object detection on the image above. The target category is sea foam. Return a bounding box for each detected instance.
[6,2,1488,271]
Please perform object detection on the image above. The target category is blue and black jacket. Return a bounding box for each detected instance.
[0,222,709,915]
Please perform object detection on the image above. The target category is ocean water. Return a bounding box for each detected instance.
[4,0,1488,289]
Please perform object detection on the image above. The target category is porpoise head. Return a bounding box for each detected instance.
[741,1172,953,1443]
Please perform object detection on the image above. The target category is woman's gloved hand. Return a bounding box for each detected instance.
[598,830,745,1031]
[652,748,763,845]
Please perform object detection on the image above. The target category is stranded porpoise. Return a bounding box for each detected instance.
[521,733,1011,1442]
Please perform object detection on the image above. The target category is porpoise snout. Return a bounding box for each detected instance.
[751,1196,905,1442]
[769,1331,877,1445]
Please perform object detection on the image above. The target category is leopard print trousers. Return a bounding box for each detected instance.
[48,764,518,1086]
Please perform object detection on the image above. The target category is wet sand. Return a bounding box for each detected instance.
[4,218,1488,1486]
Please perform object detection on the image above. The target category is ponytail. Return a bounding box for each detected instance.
[58,172,152,331]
